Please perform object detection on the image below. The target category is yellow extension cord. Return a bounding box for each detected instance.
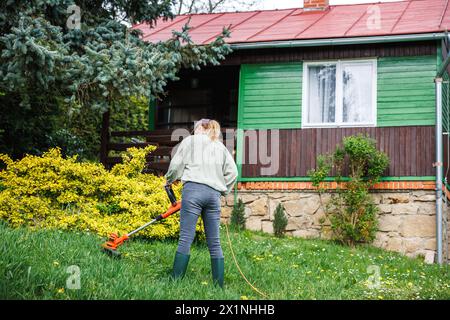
[224,220,269,299]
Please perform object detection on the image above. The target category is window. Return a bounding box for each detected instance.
[302,59,377,127]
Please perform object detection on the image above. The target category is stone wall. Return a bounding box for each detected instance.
[445,200,450,263]
[221,190,445,260]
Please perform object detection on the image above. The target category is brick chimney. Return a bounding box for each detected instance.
[303,0,329,11]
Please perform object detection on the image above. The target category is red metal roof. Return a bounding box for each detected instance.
[133,0,450,44]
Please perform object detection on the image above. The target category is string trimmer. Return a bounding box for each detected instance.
[101,184,181,258]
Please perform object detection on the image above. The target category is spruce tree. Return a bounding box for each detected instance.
[0,1,231,157]
[230,199,246,231]
[273,203,288,237]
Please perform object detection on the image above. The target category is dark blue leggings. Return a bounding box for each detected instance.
[177,182,223,258]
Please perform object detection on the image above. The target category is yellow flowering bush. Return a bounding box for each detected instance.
[0,147,202,239]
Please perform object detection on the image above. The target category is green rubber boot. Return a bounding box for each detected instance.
[171,252,190,280]
[211,257,224,288]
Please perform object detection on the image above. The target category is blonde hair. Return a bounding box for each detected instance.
[194,119,221,141]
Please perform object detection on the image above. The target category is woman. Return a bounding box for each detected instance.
[165,119,238,288]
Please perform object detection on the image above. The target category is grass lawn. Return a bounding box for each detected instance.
[0,222,449,300]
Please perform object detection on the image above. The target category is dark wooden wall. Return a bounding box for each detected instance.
[241,126,435,177]
[223,41,437,65]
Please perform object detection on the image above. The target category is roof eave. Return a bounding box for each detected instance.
[230,32,447,50]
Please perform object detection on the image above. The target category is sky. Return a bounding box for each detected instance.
[261,0,401,10]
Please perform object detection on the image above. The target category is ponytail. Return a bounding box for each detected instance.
[207,120,221,141]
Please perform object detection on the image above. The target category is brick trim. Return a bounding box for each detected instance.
[237,181,436,191]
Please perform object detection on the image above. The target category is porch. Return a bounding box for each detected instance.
[99,65,240,174]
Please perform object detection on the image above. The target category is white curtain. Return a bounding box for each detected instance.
[308,65,336,123]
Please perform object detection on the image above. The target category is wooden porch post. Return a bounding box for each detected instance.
[100,110,110,168]
[148,96,156,131]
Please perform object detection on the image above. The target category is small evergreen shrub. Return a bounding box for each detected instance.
[273,203,288,237]
[308,134,389,246]
[230,198,246,230]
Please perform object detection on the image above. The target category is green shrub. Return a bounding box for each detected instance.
[0,146,204,240]
[56,96,150,161]
[230,198,246,230]
[273,203,288,238]
[308,134,389,246]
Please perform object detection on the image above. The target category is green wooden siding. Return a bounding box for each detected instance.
[238,63,303,129]
[377,55,437,126]
[443,71,449,132]
[237,56,437,130]
[438,41,449,132]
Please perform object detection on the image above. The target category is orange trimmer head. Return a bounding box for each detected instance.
[102,233,129,258]
[101,184,181,258]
